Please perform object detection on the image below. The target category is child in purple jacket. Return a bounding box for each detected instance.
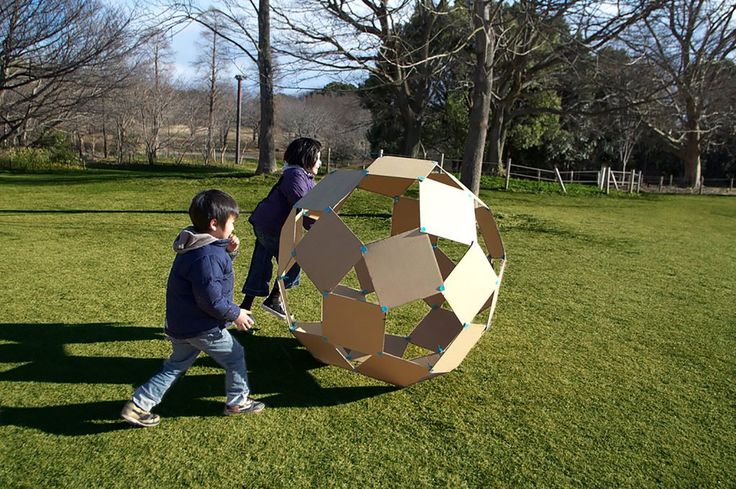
[240,137,322,319]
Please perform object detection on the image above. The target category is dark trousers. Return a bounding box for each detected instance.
[241,225,300,297]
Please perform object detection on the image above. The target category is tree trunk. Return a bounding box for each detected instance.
[403,119,422,157]
[486,107,505,174]
[682,129,702,187]
[256,0,276,174]
[460,0,494,195]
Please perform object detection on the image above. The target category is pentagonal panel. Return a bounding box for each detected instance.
[430,323,485,373]
[322,293,385,354]
[442,242,497,324]
[294,210,363,292]
[293,169,365,211]
[356,352,430,387]
[409,307,464,353]
[419,178,476,245]
[362,229,443,309]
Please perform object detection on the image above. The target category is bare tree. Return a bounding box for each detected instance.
[169,0,278,173]
[273,0,469,157]
[622,0,736,186]
[0,0,139,145]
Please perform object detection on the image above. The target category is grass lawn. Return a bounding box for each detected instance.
[0,166,734,488]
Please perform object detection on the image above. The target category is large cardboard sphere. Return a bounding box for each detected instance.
[276,156,506,387]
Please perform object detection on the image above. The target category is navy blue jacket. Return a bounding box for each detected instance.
[165,232,240,339]
[249,165,316,235]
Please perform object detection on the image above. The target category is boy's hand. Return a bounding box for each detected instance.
[226,234,240,253]
[233,308,255,331]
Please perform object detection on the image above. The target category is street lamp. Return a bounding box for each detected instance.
[234,75,244,165]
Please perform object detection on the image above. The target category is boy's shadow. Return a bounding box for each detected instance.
[0,323,395,436]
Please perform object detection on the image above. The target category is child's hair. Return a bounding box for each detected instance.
[188,189,240,232]
[284,137,322,169]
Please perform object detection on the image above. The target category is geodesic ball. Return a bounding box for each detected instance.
[275,156,506,387]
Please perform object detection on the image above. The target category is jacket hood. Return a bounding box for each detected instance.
[173,226,223,254]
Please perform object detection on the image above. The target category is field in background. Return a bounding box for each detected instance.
[0,166,734,487]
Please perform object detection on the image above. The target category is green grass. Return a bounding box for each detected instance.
[0,166,734,488]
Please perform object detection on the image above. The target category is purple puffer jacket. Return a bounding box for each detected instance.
[249,165,315,235]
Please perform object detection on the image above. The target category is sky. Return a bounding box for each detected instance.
[168,20,350,95]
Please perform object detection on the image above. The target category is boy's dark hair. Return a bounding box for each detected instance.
[188,189,240,232]
[284,137,322,169]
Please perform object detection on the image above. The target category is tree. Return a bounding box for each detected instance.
[622,0,736,186]
[273,0,469,157]
[0,0,138,145]
[171,0,278,173]
[459,0,659,194]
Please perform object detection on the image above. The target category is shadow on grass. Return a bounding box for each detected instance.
[0,322,395,436]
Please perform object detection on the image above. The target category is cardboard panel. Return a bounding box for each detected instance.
[442,242,498,325]
[366,156,437,179]
[411,352,442,369]
[430,323,485,373]
[356,352,431,387]
[278,208,302,274]
[293,169,365,211]
[294,211,363,293]
[332,284,366,301]
[384,334,409,357]
[363,229,443,309]
[427,171,464,190]
[322,293,385,354]
[359,175,414,197]
[293,321,321,335]
[476,206,505,259]
[409,308,464,352]
[337,347,371,363]
[419,178,477,245]
[423,247,454,307]
[277,279,294,324]
[354,257,374,294]
[391,196,420,236]
[486,260,506,329]
[294,331,354,370]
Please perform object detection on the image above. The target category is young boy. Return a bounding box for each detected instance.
[121,189,264,428]
[240,137,322,319]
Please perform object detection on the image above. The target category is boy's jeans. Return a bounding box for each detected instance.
[132,327,249,412]
[242,224,301,297]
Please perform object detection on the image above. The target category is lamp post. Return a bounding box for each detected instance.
[234,75,244,165]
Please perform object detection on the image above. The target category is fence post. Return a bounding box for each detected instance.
[505,159,511,190]
[669,174,673,187]
[730,177,734,191]
[658,176,664,191]
[629,169,635,193]
[439,153,445,169]
[637,171,642,193]
[378,149,384,157]
[569,170,573,183]
[536,169,541,181]
[554,166,567,194]
[605,166,611,194]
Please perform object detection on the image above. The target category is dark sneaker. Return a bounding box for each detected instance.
[261,297,288,321]
[224,397,266,415]
[121,401,160,427]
